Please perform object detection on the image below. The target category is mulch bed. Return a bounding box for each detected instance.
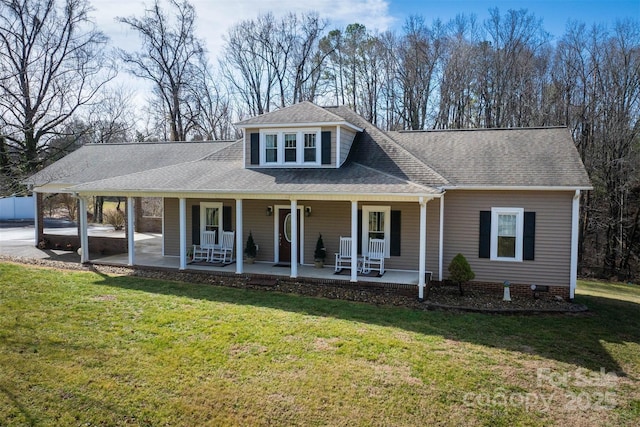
[0,254,587,314]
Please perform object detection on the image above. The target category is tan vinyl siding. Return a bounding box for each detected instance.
[443,190,573,287]
[244,127,259,168]
[339,127,357,166]
[163,198,180,256]
[243,200,281,262]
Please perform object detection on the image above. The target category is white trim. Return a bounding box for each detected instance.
[570,190,580,299]
[236,199,243,274]
[200,201,223,242]
[78,197,89,263]
[351,200,358,283]
[336,125,341,167]
[179,198,187,270]
[490,207,524,262]
[33,190,39,246]
[438,193,444,281]
[291,199,298,278]
[361,205,391,258]
[161,197,165,257]
[418,198,427,299]
[242,131,246,166]
[127,196,135,266]
[441,185,593,191]
[237,121,363,132]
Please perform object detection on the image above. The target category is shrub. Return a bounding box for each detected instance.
[314,234,326,261]
[245,231,257,258]
[103,209,125,231]
[448,253,475,296]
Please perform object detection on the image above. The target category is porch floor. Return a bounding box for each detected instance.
[90,234,422,286]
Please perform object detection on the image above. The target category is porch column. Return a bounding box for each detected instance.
[236,198,243,274]
[33,190,43,247]
[290,199,298,278]
[570,190,580,299]
[439,193,445,281]
[351,200,358,283]
[127,196,135,266]
[179,198,187,270]
[418,197,427,300]
[78,196,89,264]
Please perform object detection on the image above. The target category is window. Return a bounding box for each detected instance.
[304,133,316,162]
[260,128,321,166]
[362,206,390,258]
[265,134,278,163]
[490,208,524,261]
[200,202,222,243]
[284,133,297,162]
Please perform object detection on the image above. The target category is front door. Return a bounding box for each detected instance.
[278,209,300,264]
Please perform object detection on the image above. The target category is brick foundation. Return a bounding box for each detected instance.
[434,280,571,300]
[41,234,127,255]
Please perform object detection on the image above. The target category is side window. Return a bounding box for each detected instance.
[362,206,390,258]
[490,208,524,262]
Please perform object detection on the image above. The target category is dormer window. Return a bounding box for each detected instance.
[259,128,321,166]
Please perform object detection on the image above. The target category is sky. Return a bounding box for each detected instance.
[89,0,639,105]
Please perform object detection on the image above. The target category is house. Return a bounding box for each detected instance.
[25,101,592,299]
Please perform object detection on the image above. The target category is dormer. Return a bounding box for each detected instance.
[235,101,363,169]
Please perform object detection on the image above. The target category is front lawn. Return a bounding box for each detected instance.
[0,263,638,426]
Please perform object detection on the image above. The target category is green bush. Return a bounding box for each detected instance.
[448,253,475,295]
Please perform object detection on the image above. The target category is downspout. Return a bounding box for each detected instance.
[439,192,445,282]
[570,189,581,300]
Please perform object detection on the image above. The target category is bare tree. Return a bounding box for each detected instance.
[117,0,204,141]
[0,0,113,193]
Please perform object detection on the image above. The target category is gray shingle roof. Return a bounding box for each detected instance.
[70,141,436,196]
[389,127,592,187]
[235,101,353,127]
[25,141,236,188]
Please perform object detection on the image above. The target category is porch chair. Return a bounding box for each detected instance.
[192,230,216,262]
[334,236,356,273]
[363,238,385,276]
[210,230,235,264]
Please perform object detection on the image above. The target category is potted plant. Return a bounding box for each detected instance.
[314,233,326,268]
[245,231,257,264]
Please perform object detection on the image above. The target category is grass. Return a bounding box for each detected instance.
[0,263,638,426]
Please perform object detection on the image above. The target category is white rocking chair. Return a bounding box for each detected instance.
[192,230,216,262]
[363,238,385,276]
[334,236,356,273]
[210,231,235,264]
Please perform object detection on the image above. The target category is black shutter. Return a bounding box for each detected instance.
[223,206,232,231]
[523,212,536,261]
[390,210,401,256]
[479,211,491,258]
[357,209,362,255]
[250,133,260,165]
[321,131,331,165]
[192,205,200,245]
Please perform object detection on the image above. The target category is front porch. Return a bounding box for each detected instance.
[92,247,423,287]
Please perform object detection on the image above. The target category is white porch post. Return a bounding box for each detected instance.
[127,196,135,266]
[418,197,427,300]
[351,200,358,283]
[570,190,580,299]
[236,198,243,274]
[78,196,89,264]
[290,199,298,278]
[179,197,187,270]
[439,193,445,281]
[33,190,39,246]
